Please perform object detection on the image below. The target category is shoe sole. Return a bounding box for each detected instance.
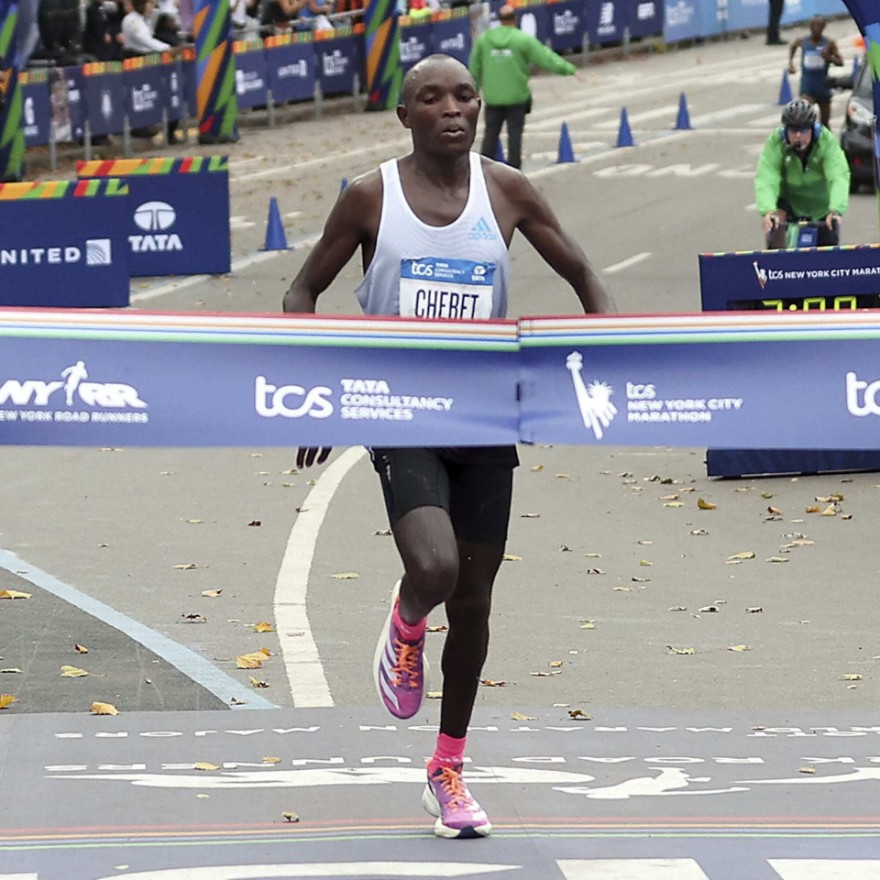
[372,579,429,719]
[421,784,492,839]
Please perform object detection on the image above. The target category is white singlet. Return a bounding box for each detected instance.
[354,152,510,320]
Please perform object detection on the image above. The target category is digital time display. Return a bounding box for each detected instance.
[729,294,880,311]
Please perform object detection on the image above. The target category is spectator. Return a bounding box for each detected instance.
[766,0,784,46]
[231,0,262,38]
[296,0,335,32]
[84,0,121,61]
[262,0,306,34]
[469,4,579,169]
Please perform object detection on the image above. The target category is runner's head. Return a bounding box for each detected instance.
[809,15,825,40]
[782,98,817,152]
[398,55,480,158]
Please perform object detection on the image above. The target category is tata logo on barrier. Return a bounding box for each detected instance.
[846,371,880,417]
[566,352,617,440]
[130,201,183,253]
[0,239,112,267]
[255,376,334,419]
[0,361,148,409]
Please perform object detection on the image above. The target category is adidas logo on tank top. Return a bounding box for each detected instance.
[468,217,498,241]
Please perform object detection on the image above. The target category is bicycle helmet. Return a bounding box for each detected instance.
[781,98,817,128]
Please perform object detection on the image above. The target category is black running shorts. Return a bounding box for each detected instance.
[369,446,519,545]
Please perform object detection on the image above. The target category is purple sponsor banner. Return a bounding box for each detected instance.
[699,246,880,312]
[431,17,470,65]
[548,0,586,52]
[587,0,624,44]
[234,47,269,109]
[266,41,316,103]
[82,69,125,137]
[399,20,433,73]
[0,327,519,447]
[123,63,168,130]
[518,316,880,450]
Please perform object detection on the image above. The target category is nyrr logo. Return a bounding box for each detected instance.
[753,260,768,289]
[255,376,334,419]
[0,360,147,408]
[566,352,617,440]
[846,371,880,417]
[130,201,183,253]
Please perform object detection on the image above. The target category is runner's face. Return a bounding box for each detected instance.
[809,18,824,40]
[399,63,480,154]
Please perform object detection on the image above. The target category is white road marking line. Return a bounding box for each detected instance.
[603,252,652,274]
[687,103,768,126]
[0,548,276,709]
[594,104,679,130]
[228,155,266,169]
[285,210,303,219]
[275,446,368,707]
[769,860,880,880]
[100,864,520,879]
[557,860,710,879]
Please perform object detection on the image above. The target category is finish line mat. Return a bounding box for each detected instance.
[2,708,880,878]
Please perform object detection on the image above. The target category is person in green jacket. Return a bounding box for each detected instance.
[755,98,850,249]
[469,3,579,169]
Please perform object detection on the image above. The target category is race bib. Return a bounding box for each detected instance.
[803,53,825,69]
[399,257,496,320]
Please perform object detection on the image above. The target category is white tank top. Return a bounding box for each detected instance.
[355,152,510,320]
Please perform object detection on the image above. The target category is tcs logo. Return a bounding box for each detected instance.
[410,261,434,277]
[255,375,333,419]
[626,382,656,399]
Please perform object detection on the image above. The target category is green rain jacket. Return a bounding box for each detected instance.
[469,25,576,106]
[755,125,851,220]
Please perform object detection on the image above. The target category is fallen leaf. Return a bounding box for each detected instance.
[726,560,743,566]
[697,498,716,510]
[555,473,570,479]
[374,529,392,536]
[160,471,174,476]
[842,674,863,681]
[263,757,282,764]
[639,560,653,566]
[659,494,679,501]
[426,691,443,699]
[559,545,573,552]
[798,767,816,774]
[181,613,207,623]
[90,701,118,715]
[530,465,544,472]
[638,540,653,545]
[568,709,591,719]
[0,589,31,599]
[60,665,90,678]
[201,590,222,598]
[427,625,448,633]
[236,653,266,669]
[531,671,553,677]
[766,557,789,563]
[75,644,89,653]
[186,519,203,525]
[667,646,695,655]
[196,793,210,798]
[510,712,536,721]
[331,572,360,579]
[728,551,755,561]
[502,554,522,562]
[174,563,199,570]
[282,483,297,488]
[805,506,820,514]
[580,621,596,630]
[230,697,246,705]
[664,501,684,508]
[618,471,633,478]
[552,703,570,708]
[699,605,719,613]
[841,514,853,520]
[690,529,709,536]
[821,505,837,517]
[614,586,634,592]
[520,513,541,518]
[549,661,564,668]
[249,677,270,688]
[816,494,844,503]
[480,679,506,687]
[250,453,263,458]
[668,606,687,612]
[194,762,220,771]
[586,568,605,575]
[728,644,750,652]
[761,493,774,499]
[248,520,262,527]
[253,622,275,633]
[767,506,782,515]
[0,668,22,674]
[281,468,298,475]
[631,576,650,583]
[282,812,300,823]
[0,695,16,709]
[746,607,763,613]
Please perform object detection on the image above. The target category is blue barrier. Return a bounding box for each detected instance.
[266,36,317,103]
[233,40,270,109]
[81,62,126,138]
[627,0,664,38]
[77,156,231,278]
[0,179,130,308]
[315,32,358,96]
[399,18,434,72]
[123,58,168,130]
[549,0,587,52]
[20,70,51,147]
[432,16,471,65]
[587,0,627,45]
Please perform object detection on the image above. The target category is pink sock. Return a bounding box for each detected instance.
[428,733,466,773]
[392,600,426,641]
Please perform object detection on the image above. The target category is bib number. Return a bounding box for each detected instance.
[399,258,496,320]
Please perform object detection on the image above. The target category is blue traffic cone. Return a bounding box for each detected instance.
[340,177,348,191]
[778,71,793,105]
[557,122,575,163]
[852,54,860,84]
[261,196,289,251]
[494,139,506,163]
[674,92,692,130]
[615,107,634,147]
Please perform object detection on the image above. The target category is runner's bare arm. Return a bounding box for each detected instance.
[510,175,617,314]
[825,39,843,66]
[282,173,380,313]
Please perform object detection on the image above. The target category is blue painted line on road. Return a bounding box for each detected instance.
[0,548,278,710]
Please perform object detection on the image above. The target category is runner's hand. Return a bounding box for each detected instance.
[788,63,796,75]
[296,447,332,469]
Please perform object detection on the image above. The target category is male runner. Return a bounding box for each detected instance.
[282,53,615,839]
[788,15,843,128]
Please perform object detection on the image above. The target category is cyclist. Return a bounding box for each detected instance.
[755,98,850,249]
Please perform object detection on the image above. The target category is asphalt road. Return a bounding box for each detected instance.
[3,19,880,877]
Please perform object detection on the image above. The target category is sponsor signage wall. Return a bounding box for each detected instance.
[314,31,358,96]
[627,0,663,38]
[431,16,471,65]
[123,56,168,130]
[0,180,130,308]
[399,18,433,72]
[549,1,586,53]
[2,310,880,450]
[81,62,125,138]
[587,0,625,45]
[265,34,317,104]
[233,40,270,109]
[77,156,231,278]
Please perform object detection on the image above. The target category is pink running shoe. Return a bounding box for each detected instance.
[421,763,492,839]
[373,581,428,720]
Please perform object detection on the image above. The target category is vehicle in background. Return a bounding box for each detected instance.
[839,55,875,193]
